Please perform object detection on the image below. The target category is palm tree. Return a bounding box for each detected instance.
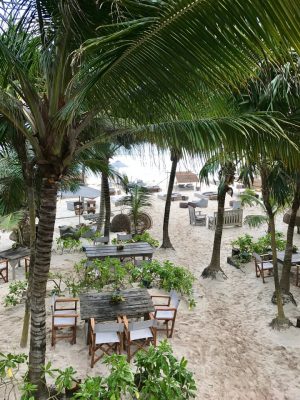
[161,149,181,249]
[280,177,300,301]
[199,157,235,278]
[1,1,300,395]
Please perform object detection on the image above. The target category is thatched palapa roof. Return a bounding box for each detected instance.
[175,171,199,183]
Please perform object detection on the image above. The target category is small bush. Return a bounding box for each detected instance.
[4,281,28,307]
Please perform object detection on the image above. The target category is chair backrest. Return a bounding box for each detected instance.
[170,290,181,309]
[93,236,109,245]
[52,296,78,313]
[188,206,196,224]
[117,233,132,241]
[128,319,156,331]
[94,321,124,333]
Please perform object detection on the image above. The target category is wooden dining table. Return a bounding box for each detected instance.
[277,251,300,286]
[0,247,30,280]
[79,287,155,343]
[84,242,155,261]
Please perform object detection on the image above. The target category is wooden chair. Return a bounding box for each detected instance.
[89,318,124,368]
[150,290,180,338]
[0,259,8,283]
[117,233,133,242]
[253,252,274,283]
[123,315,157,361]
[294,264,300,287]
[188,205,206,226]
[93,236,109,245]
[51,296,79,346]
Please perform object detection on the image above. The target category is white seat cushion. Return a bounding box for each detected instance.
[130,328,153,341]
[54,317,76,326]
[262,262,273,270]
[0,265,7,271]
[95,331,120,344]
[53,310,76,326]
[156,310,175,320]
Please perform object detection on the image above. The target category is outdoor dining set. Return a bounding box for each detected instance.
[50,236,181,367]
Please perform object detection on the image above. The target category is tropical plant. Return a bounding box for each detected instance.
[231,234,254,263]
[124,185,152,234]
[3,280,28,307]
[0,342,195,399]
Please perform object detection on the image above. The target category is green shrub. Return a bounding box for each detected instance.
[252,232,286,254]
[1,342,196,399]
[3,281,28,307]
[231,234,254,263]
[56,237,81,254]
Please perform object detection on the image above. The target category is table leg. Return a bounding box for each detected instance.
[9,260,18,280]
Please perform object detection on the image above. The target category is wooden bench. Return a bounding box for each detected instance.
[208,209,243,230]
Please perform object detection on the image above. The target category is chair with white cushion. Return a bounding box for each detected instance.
[89,318,124,367]
[51,296,79,346]
[151,290,181,338]
[123,315,156,361]
[253,252,274,283]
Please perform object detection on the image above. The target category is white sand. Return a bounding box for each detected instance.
[1,191,300,399]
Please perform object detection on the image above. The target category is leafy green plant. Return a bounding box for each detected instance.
[252,232,286,254]
[135,340,196,399]
[56,237,81,254]
[231,234,254,263]
[3,280,28,307]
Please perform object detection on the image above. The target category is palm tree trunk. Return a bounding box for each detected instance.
[28,178,58,398]
[161,153,178,249]
[20,166,36,348]
[280,180,300,303]
[260,166,290,329]
[102,171,111,242]
[96,175,105,232]
[202,188,227,278]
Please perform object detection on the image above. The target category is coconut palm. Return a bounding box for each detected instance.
[1,1,300,395]
[161,149,181,249]
[199,156,235,278]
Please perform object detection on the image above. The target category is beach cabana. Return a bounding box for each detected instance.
[175,171,199,190]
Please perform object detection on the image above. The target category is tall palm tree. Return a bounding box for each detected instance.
[1,1,300,396]
[199,157,235,278]
[161,149,181,249]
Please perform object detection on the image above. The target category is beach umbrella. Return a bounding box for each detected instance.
[283,208,300,226]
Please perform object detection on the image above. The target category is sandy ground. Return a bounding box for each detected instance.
[0,187,300,400]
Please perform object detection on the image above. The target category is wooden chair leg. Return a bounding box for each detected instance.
[169,320,175,338]
[297,265,299,287]
[261,269,265,283]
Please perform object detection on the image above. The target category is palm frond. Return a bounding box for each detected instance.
[0,210,25,231]
[244,214,269,228]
